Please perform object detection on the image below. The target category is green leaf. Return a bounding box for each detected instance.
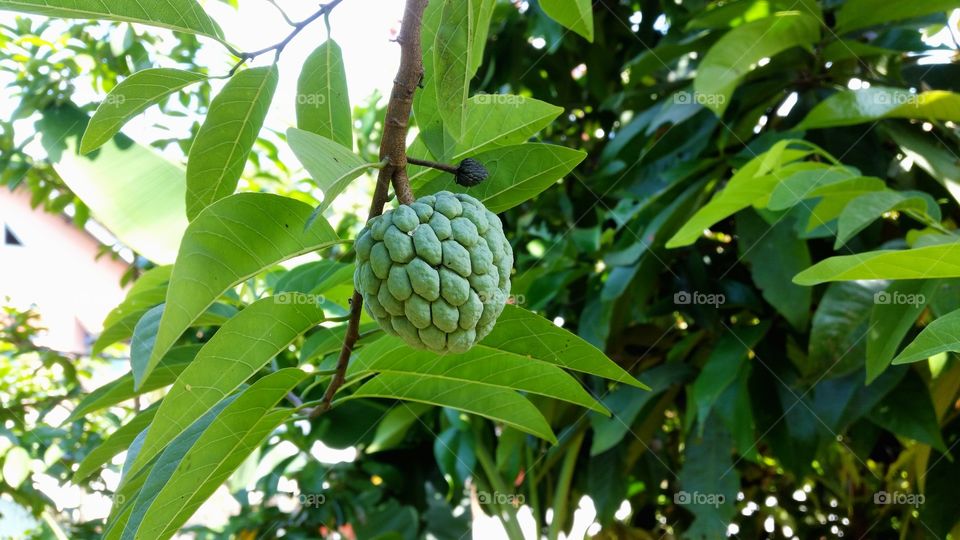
[349,335,607,413]
[737,211,812,329]
[94,266,172,354]
[835,191,939,248]
[123,370,305,540]
[798,88,960,129]
[468,0,496,75]
[867,280,938,382]
[794,242,960,285]
[888,128,960,208]
[434,0,471,141]
[69,345,199,422]
[666,143,814,247]
[835,0,959,33]
[129,297,324,479]
[692,324,767,429]
[483,305,647,388]
[80,69,206,154]
[286,127,368,212]
[107,394,239,537]
[38,106,187,263]
[411,95,563,183]
[867,369,947,452]
[694,12,819,115]
[73,406,158,482]
[540,0,594,42]
[590,363,692,455]
[417,143,586,213]
[367,402,432,453]
[296,40,352,148]
[350,373,556,443]
[145,193,339,384]
[131,305,165,388]
[0,0,224,39]
[893,307,960,365]
[809,281,884,377]
[765,165,860,211]
[678,420,738,537]
[185,66,278,220]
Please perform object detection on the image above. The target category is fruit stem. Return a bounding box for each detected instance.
[407,156,459,175]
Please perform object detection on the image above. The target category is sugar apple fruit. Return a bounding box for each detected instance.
[354,191,513,353]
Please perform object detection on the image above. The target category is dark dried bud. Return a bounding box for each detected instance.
[455,158,488,187]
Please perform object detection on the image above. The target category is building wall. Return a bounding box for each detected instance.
[0,186,128,353]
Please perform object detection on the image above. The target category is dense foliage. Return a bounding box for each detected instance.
[4,0,960,538]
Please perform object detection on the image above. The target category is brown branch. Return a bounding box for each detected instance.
[312,0,427,416]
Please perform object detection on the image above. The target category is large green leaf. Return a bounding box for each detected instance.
[835,191,938,248]
[80,69,206,154]
[145,193,339,385]
[678,420,739,537]
[68,345,199,422]
[350,373,556,442]
[540,0,594,42]
[286,127,367,212]
[893,307,960,365]
[366,403,432,453]
[794,242,960,285]
[349,335,607,413]
[433,0,471,141]
[106,396,238,538]
[737,211,811,329]
[185,66,278,219]
[94,266,172,354]
[123,370,304,540]
[482,305,647,388]
[666,143,813,247]
[889,128,960,208]
[867,369,947,452]
[130,297,325,478]
[798,88,960,129]
[0,0,224,39]
[296,40,352,148]
[73,406,158,482]
[692,324,767,429]
[835,0,959,33]
[808,281,883,377]
[867,280,938,383]
[38,106,187,263]
[416,143,586,213]
[694,12,819,115]
[410,95,563,184]
[131,305,165,388]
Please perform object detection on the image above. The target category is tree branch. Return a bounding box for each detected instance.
[311,0,427,417]
[227,0,346,76]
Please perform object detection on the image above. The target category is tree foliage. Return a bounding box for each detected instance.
[3,0,960,538]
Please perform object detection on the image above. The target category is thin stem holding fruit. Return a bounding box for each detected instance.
[310,0,428,417]
[407,156,459,175]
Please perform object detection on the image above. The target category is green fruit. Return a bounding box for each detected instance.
[353,191,513,353]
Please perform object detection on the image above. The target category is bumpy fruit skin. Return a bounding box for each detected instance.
[354,191,513,353]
